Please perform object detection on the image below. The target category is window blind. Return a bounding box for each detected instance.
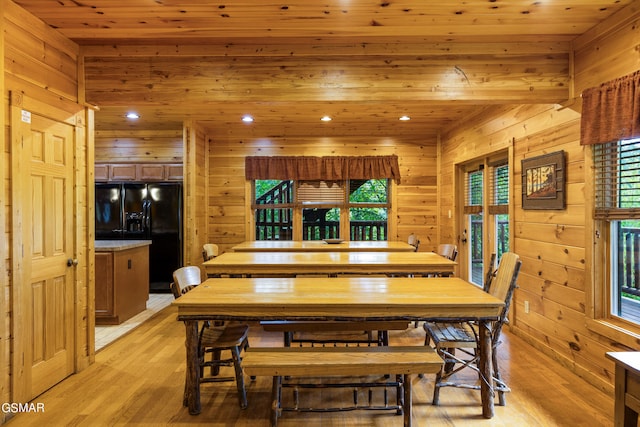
[489,163,509,215]
[464,169,483,215]
[296,181,345,204]
[593,138,640,219]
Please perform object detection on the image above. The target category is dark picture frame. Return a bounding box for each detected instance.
[521,150,566,210]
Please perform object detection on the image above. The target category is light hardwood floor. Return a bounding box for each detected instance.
[8,305,613,426]
[94,293,174,351]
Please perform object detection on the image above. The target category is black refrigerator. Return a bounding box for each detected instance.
[95,182,183,293]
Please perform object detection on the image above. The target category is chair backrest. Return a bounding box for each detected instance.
[488,252,521,321]
[408,233,420,252]
[436,243,457,261]
[202,243,219,261]
[171,266,202,299]
[486,252,521,345]
[489,252,520,302]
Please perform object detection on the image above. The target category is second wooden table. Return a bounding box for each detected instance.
[203,250,456,277]
[232,240,416,252]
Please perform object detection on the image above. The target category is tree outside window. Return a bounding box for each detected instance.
[253,179,389,241]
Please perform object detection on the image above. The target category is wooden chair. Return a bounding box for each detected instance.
[436,243,458,262]
[423,252,521,406]
[202,243,219,261]
[407,233,420,252]
[425,243,458,279]
[172,266,250,409]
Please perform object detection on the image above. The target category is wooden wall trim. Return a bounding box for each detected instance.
[0,1,7,419]
[183,121,195,266]
[9,93,28,404]
[82,107,96,369]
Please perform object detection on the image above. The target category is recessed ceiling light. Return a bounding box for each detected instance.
[399,115,411,121]
[125,112,140,119]
[321,116,332,122]
[242,115,254,123]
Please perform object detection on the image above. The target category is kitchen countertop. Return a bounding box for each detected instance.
[95,240,152,252]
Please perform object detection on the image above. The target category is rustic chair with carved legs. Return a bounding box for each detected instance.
[172,266,250,409]
[423,252,521,406]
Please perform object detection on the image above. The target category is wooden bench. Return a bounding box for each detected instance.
[243,346,443,427]
[260,320,410,347]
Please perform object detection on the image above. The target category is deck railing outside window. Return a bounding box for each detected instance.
[255,180,293,240]
[619,227,640,297]
[299,220,387,241]
[470,217,509,284]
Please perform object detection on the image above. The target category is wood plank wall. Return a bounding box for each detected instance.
[2,0,90,420]
[94,130,183,163]
[207,137,438,255]
[440,5,640,394]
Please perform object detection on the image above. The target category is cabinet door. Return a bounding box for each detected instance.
[109,164,137,181]
[95,252,114,316]
[114,247,149,321]
[165,164,183,180]
[137,164,165,181]
[95,164,109,181]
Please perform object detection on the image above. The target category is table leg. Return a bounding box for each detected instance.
[184,320,201,415]
[613,363,639,427]
[272,376,282,427]
[403,373,412,427]
[478,320,495,419]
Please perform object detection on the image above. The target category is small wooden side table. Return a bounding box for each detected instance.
[606,351,640,426]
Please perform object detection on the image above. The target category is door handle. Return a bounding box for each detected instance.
[67,258,79,267]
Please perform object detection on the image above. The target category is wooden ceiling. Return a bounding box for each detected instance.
[15,0,635,139]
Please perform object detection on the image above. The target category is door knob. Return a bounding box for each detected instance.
[67,258,79,267]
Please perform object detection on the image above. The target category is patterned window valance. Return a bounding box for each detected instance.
[581,69,640,145]
[245,155,401,184]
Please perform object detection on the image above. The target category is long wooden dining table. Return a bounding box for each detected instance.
[173,276,504,419]
[232,240,417,252]
[203,250,456,277]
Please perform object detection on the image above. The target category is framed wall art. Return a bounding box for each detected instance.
[521,150,566,210]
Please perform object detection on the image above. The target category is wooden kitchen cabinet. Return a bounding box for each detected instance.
[95,241,151,325]
[95,164,110,181]
[96,163,183,182]
[165,164,183,180]
[137,164,165,180]
[109,164,138,181]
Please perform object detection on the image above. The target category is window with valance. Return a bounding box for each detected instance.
[583,70,640,328]
[247,156,400,241]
